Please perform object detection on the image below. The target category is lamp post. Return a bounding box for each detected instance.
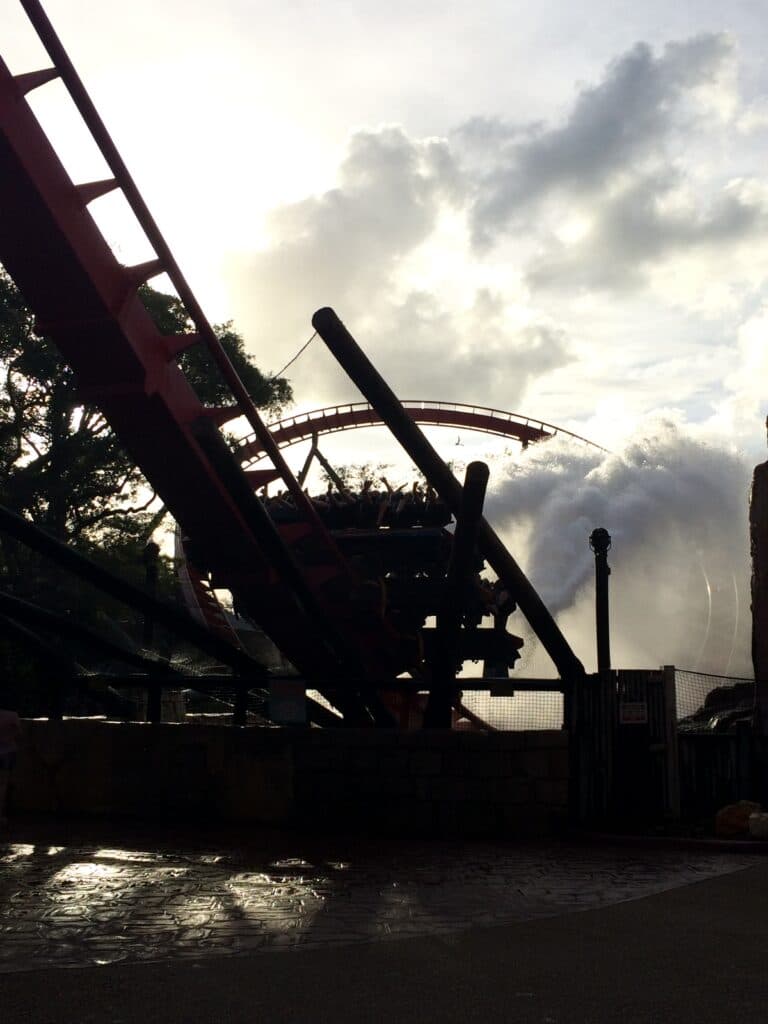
[589,528,612,676]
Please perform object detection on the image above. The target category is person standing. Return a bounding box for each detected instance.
[0,708,22,827]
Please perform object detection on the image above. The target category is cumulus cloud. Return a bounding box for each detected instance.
[228,124,573,409]
[228,126,462,347]
[527,172,768,293]
[224,32,768,449]
[451,33,768,302]
[462,34,737,244]
[346,288,571,403]
[485,421,753,676]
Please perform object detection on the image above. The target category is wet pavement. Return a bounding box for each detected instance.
[0,823,756,974]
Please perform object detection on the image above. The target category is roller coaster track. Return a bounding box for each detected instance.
[195,402,602,665]
[0,2,585,720]
[0,0,419,722]
[237,400,605,466]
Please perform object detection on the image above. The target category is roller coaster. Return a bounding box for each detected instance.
[0,0,588,727]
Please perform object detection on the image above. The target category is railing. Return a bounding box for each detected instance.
[234,400,606,465]
[38,676,566,730]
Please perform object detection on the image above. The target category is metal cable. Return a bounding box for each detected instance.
[271,331,317,380]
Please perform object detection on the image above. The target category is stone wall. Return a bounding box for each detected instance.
[11,720,568,837]
[293,728,568,836]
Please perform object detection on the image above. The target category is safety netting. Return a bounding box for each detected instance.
[675,669,755,732]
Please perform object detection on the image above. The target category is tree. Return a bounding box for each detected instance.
[139,285,291,418]
[0,269,292,548]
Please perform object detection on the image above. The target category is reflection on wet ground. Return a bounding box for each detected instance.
[0,830,754,973]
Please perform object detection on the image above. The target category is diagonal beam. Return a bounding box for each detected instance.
[311,306,585,681]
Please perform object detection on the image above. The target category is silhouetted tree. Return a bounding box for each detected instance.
[0,269,291,548]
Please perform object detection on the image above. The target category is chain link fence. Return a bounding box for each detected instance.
[675,669,755,732]
[459,688,563,731]
[46,668,763,733]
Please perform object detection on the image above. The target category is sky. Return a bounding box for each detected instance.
[4,0,768,676]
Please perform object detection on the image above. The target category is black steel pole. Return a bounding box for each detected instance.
[311,307,585,681]
[588,527,614,821]
[589,528,612,675]
[424,461,489,728]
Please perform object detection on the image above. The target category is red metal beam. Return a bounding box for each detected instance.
[0,32,409,695]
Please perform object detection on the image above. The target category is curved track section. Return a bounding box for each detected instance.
[237,401,604,466]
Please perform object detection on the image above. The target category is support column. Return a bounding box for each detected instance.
[589,528,612,675]
[312,307,585,682]
[423,461,489,728]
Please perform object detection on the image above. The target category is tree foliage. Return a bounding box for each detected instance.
[139,285,292,416]
[0,269,292,547]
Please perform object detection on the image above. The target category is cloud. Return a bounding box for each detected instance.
[485,420,753,675]
[527,172,768,293]
[222,33,768,445]
[463,34,737,245]
[348,288,572,404]
[227,124,573,409]
[709,304,768,438]
[452,33,768,303]
[227,126,462,351]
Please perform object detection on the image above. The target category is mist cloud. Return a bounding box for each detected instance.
[486,422,753,675]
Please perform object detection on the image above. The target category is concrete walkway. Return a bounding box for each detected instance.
[2,819,767,1022]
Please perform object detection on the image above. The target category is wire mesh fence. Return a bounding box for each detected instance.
[675,669,755,731]
[37,676,568,730]
[459,688,563,731]
[308,685,565,732]
[35,668,763,733]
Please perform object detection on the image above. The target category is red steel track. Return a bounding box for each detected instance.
[0,1,416,707]
[0,2,588,711]
[237,400,604,465]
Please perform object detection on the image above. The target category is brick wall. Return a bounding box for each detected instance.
[11,720,568,837]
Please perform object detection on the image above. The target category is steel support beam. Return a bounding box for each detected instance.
[312,307,585,681]
[424,461,489,728]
